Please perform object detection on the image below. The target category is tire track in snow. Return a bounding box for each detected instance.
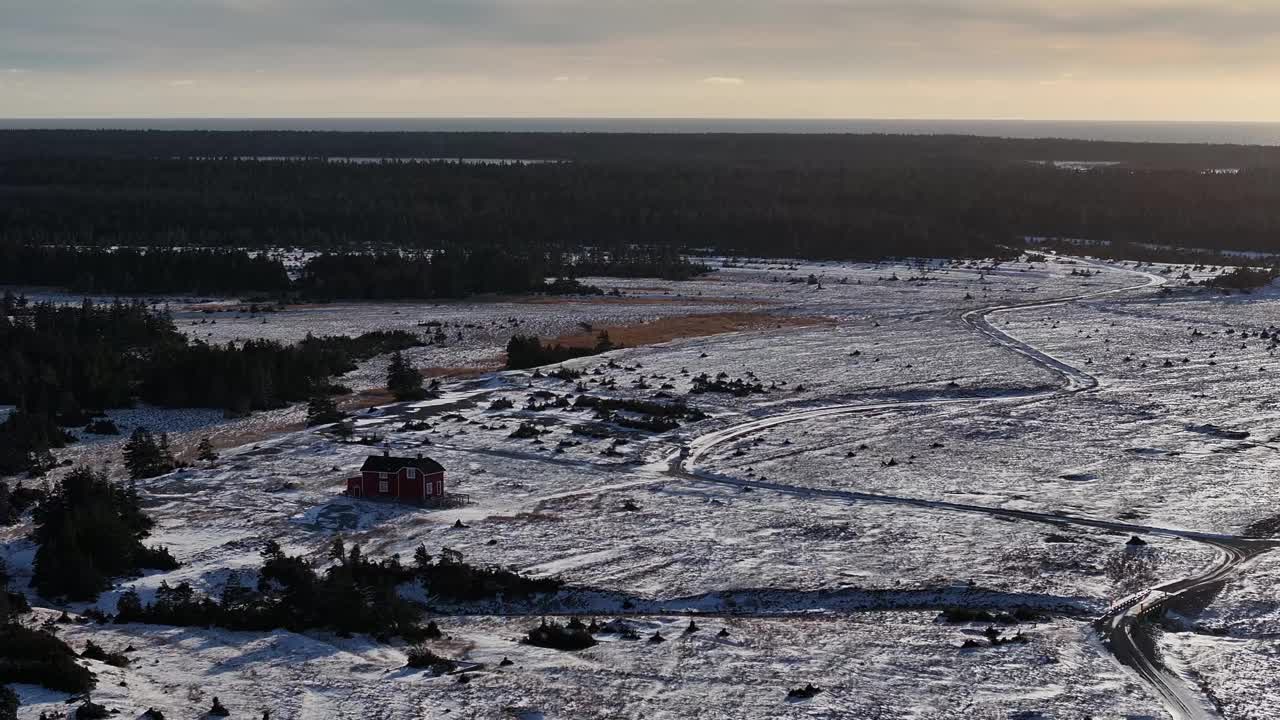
[666,259,1277,720]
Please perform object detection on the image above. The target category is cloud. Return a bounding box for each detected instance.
[168,79,196,87]
[1,1,1279,118]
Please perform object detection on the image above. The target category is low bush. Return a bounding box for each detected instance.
[0,623,95,694]
[521,620,597,651]
[405,645,457,674]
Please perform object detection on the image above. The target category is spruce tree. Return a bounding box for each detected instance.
[386,351,425,401]
[122,428,173,479]
[32,467,173,600]
[306,394,345,427]
[413,544,432,571]
[196,437,218,462]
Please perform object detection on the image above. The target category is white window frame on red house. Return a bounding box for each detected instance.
[378,479,390,493]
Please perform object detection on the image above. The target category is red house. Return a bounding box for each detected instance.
[347,450,445,503]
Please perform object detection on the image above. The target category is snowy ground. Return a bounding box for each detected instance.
[5,254,1279,719]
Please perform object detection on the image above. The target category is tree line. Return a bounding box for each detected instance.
[0,245,290,295]
[0,242,709,298]
[0,158,1008,261]
[8,155,1280,259]
[0,299,423,475]
[4,129,1280,170]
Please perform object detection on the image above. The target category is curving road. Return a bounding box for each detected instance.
[666,259,1276,720]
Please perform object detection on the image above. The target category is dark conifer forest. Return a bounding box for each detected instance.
[0,299,424,475]
[0,243,706,298]
[2,131,1280,263]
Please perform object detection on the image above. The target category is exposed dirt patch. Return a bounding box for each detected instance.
[549,312,833,349]
[421,365,501,380]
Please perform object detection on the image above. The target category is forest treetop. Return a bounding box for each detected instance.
[2,130,1280,170]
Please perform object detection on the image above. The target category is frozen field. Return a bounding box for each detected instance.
[5,254,1280,719]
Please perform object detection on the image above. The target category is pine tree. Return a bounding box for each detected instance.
[0,481,12,525]
[25,448,57,477]
[122,428,157,480]
[386,351,425,401]
[329,535,346,565]
[32,467,172,600]
[413,544,432,571]
[220,571,250,612]
[196,436,218,462]
[306,394,344,427]
[122,428,174,480]
[115,588,143,621]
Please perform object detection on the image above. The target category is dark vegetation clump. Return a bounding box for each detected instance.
[1202,266,1277,291]
[32,466,177,600]
[79,640,129,668]
[0,296,423,475]
[566,248,712,281]
[547,366,583,381]
[208,697,231,717]
[122,428,178,480]
[982,627,1030,646]
[574,395,707,423]
[113,542,559,638]
[543,277,603,296]
[505,333,616,370]
[83,418,120,436]
[75,701,110,719]
[0,480,44,526]
[786,684,823,700]
[521,619,597,651]
[508,422,544,440]
[690,373,767,396]
[386,351,428,401]
[0,408,73,478]
[405,645,458,674]
[305,394,347,427]
[0,623,95,694]
[0,685,16,720]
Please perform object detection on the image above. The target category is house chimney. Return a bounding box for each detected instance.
[416,452,423,459]
[382,448,390,457]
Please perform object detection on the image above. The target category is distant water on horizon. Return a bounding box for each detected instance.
[3,118,1280,145]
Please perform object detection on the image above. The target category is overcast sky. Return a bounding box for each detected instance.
[1,0,1277,120]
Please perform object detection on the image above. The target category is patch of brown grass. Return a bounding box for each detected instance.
[518,294,769,306]
[341,362,502,412]
[420,365,500,379]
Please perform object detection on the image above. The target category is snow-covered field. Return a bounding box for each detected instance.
[5,254,1280,719]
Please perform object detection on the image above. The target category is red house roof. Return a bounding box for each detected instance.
[361,453,444,475]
